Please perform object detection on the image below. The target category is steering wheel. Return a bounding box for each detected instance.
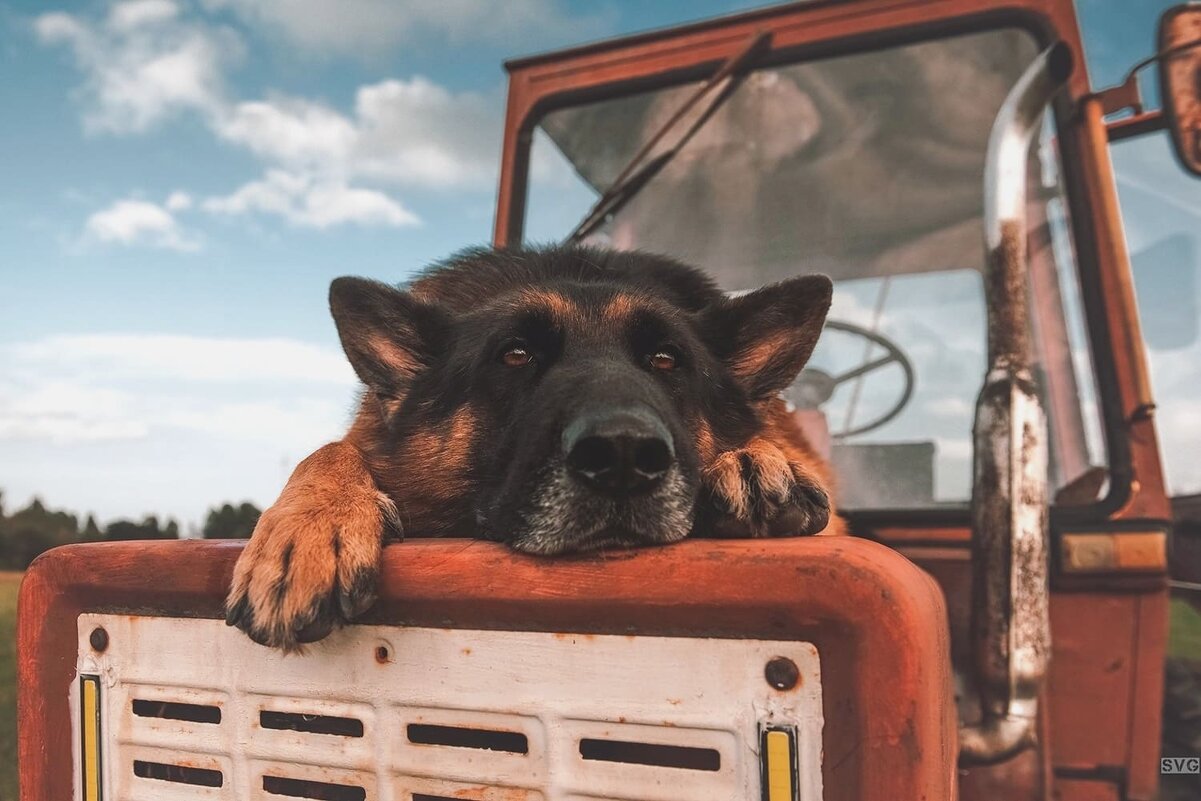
[788,320,915,439]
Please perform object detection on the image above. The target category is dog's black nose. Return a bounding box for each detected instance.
[563,406,675,496]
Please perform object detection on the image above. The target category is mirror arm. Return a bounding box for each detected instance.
[1088,33,1201,118]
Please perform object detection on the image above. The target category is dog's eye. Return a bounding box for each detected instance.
[648,350,678,371]
[501,345,533,368]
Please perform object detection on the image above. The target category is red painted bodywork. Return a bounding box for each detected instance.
[19,537,955,801]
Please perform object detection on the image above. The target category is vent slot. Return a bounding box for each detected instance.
[263,776,367,801]
[132,699,222,724]
[578,738,721,771]
[407,723,528,754]
[133,760,223,787]
[260,710,364,738]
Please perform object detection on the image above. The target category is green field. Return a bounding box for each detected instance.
[1171,597,1201,663]
[1,572,19,801]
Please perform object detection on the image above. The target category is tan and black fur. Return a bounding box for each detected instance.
[226,245,844,650]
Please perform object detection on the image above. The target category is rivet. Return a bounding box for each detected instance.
[765,656,799,690]
[89,627,109,653]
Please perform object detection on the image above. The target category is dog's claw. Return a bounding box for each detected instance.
[703,438,832,537]
[224,491,388,652]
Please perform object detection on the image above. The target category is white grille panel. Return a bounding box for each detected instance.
[75,614,822,800]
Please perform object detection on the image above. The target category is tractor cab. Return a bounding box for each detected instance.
[493,0,1200,797]
[18,1,1201,800]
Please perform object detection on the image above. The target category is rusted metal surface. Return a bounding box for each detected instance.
[489,0,1176,792]
[19,537,955,801]
[1158,6,1201,176]
[1059,532,1167,574]
[1104,109,1166,142]
[1053,779,1121,801]
[959,42,1071,767]
[911,546,1170,797]
[78,613,824,799]
[1073,94,1168,521]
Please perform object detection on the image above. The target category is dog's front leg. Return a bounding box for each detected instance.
[225,441,397,651]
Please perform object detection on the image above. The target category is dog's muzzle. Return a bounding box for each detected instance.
[562,405,675,498]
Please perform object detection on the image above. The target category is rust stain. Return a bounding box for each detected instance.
[452,788,533,800]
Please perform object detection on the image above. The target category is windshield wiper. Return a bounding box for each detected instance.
[566,30,771,244]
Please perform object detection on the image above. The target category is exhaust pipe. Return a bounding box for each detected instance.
[959,41,1073,766]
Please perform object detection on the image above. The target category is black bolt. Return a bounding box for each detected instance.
[765,656,799,690]
[89,627,109,653]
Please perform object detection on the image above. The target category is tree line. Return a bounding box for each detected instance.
[0,491,261,570]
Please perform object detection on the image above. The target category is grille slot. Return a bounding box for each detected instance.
[262,775,367,801]
[407,723,529,754]
[579,738,722,771]
[132,698,222,724]
[260,710,364,738]
[133,759,223,787]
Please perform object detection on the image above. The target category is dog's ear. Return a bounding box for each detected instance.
[702,275,832,401]
[329,277,450,397]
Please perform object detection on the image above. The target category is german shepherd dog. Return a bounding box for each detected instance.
[225,246,843,650]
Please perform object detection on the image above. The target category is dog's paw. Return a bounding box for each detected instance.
[703,438,830,537]
[224,491,396,652]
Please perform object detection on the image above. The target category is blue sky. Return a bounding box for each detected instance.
[0,0,1195,527]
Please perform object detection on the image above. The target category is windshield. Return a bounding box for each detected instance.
[1112,133,1201,498]
[524,28,1107,510]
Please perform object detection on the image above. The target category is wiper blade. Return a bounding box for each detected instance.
[566,30,771,244]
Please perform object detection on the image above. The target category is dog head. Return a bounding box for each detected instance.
[329,248,830,554]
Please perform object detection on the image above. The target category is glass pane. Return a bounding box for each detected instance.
[1112,134,1201,497]
[525,29,1108,509]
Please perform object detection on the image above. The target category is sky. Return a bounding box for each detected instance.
[0,0,1196,528]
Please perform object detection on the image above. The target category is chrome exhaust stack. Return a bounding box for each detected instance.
[959,42,1073,766]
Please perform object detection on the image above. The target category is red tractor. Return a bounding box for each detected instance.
[19,1,1201,799]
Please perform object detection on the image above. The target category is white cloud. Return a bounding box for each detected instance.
[1,333,354,446]
[165,190,193,211]
[352,78,498,187]
[84,198,200,251]
[924,396,973,418]
[0,383,149,443]
[38,1,513,236]
[110,0,180,31]
[211,79,499,189]
[215,96,357,166]
[201,0,607,56]
[204,169,419,228]
[8,333,356,385]
[35,2,529,190]
[35,0,238,134]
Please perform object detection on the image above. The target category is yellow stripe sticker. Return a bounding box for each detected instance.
[81,675,102,801]
[762,727,797,801]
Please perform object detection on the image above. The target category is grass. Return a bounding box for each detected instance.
[0,572,20,801]
[1170,597,1201,663]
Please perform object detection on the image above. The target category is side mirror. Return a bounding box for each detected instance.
[1159,4,1201,175]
